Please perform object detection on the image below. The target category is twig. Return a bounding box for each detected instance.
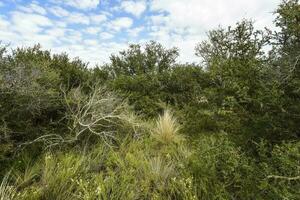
[267,175,300,181]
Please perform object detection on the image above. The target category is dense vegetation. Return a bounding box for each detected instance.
[0,1,299,199]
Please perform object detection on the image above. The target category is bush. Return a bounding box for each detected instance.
[189,134,300,199]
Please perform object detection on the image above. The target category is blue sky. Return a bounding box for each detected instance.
[0,0,281,66]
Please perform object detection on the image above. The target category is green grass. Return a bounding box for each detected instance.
[10,111,196,200]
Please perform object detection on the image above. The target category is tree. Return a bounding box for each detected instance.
[195,20,269,88]
[0,45,93,174]
[110,41,179,77]
[194,20,294,143]
[271,0,300,140]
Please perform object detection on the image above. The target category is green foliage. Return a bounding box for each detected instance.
[195,17,299,143]
[271,0,300,141]
[1,1,300,199]
[102,41,182,117]
[111,74,163,117]
[110,41,179,77]
[109,64,207,118]
[0,45,91,175]
[189,134,300,199]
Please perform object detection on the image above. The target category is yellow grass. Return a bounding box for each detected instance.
[152,110,183,144]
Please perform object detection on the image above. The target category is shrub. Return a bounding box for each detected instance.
[189,134,300,199]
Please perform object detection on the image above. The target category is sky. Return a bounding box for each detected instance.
[0,0,281,66]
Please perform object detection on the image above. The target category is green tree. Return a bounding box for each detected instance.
[271,0,300,140]
[110,41,179,77]
[195,20,288,142]
[0,45,92,175]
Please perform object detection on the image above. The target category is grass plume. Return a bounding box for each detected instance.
[152,110,184,144]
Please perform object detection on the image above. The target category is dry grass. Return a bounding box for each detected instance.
[0,172,16,200]
[152,110,184,144]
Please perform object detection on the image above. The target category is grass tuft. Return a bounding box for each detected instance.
[152,110,184,144]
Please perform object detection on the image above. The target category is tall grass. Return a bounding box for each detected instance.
[148,156,175,183]
[13,158,41,192]
[0,172,16,200]
[39,153,85,200]
[6,109,195,199]
[152,110,183,144]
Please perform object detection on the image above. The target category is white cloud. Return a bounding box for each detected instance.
[49,6,69,17]
[53,0,100,10]
[55,20,68,28]
[1,11,56,49]
[147,0,281,62]
[85,27,101,35]
[50,7,106,26]
[0,8,125,67]
[62,29,83,44]
[128,27,144,37]
[84,39,99,46]
[90,14,107,24]
[66,12,90,24]
[18,3,47,15]
[121,0,147,17]
[45,27,66,38]
[0,15,9,29]
[110,17,133,31]
[11,11,53,34]
[148,14,168,26]
[150,0,280,32]
[100,32,114,40]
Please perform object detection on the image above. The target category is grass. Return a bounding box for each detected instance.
[152,110,184,144]
[0,172,16,200]
[148,156,175,185]
[10,119,195,200]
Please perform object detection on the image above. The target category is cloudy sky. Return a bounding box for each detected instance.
[0,0,281,66]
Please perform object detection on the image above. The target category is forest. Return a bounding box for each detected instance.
[0,0,299,199]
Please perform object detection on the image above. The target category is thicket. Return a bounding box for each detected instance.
[0,0,299,199]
